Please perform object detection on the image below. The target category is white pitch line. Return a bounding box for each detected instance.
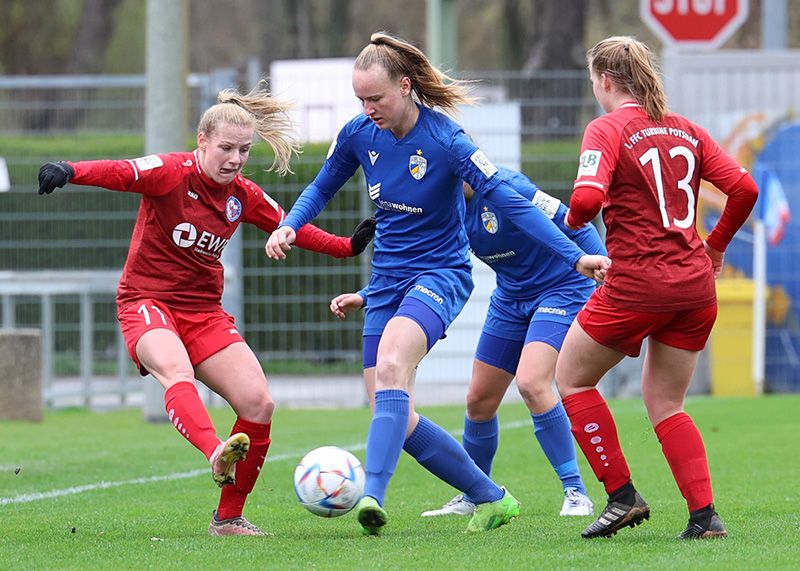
[1,419,530,506]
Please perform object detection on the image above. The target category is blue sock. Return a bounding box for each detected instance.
[532,402,586,494]
[363,389,410,506]
[404,415,503,504]
[462,415,498,476]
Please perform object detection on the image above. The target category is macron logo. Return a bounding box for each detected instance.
[368,182,381,200]
[413,285,444,304]
[368,150,380,165]
[536,306,567,317]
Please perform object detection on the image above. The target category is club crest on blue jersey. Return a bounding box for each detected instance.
[409,149,427,180]
[225,196,242,222]
[481,207,499,234]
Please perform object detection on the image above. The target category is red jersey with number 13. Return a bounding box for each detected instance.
[574,104,747,311]
[69,151,353,311]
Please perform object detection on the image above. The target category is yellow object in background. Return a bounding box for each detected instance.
[711,278,760,397]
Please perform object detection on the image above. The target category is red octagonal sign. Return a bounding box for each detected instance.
[640,0,749,49]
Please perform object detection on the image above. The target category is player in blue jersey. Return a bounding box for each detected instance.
[332,168,605,519]
[421,169,603,518]
[266,31,610,536]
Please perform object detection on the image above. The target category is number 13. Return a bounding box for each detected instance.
[639,145,696,229]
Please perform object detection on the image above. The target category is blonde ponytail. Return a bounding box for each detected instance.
[197,81,300,175]
[354,31,475,114]
[588,36,669,121]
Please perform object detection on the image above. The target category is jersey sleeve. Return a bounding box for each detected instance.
[695,127,759,251]
[568,117,621,226]
[553,203,607,256]
[68,154,180,196]
[567,186,605,227]
[451,144,587,268]
[356,286,368,308]
[293,224,353,258]
[573,118,620,194]
[242,182,353,258]
[241,184,286,232]
[281,124,361,232]
[697,125,749,190]
[447,129,504,195]
[505,166,607,258]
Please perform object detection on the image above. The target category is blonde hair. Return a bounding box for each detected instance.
[197,81,300,176]
[588,36,669,121]
[354,31,474,114]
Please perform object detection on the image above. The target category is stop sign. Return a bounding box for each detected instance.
[640,0,749,49]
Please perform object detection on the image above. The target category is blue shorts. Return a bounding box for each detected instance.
[475,284,593,374]
[361,267,473,368]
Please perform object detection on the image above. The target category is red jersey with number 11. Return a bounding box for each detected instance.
[574,104,748,311]
[69,151,353,311]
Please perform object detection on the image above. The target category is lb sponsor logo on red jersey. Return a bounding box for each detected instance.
[577,150,602,177]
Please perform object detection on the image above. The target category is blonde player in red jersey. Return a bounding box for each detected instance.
[556,36,758,540]
[36,84,376,536]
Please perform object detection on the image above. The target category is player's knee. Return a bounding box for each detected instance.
[375,354,412,390]
[165,369,196,388]
[516,374,552,406]
[239,390,275,423]
[465,391,497,420]
[644,396,683,427]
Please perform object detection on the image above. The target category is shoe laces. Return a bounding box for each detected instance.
[214,514,262,533]
[565,488,586,504]
[444,494,466,507]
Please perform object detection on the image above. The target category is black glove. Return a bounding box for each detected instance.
[38,162,74,195]
[350,216,377,255]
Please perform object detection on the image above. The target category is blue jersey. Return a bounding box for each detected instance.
[282,105,587,277]
[466,168,607,300]
[464,167,606,299]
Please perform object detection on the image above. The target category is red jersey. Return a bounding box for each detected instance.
[573,104,749,311]
[69,151,353,311]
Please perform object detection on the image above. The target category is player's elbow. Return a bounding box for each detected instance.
[741,173,760,203]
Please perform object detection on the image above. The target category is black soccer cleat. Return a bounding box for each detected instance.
[678,504,728,540]
[581,491,650,538]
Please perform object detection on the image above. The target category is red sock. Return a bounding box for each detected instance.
[562,389,631,495]
[655,412,713,511]
[164,382,220,459]
[217,417,272,520]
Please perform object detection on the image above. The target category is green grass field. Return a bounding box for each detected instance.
[2,395,798,570]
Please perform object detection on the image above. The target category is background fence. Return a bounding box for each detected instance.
[1,58,797,409]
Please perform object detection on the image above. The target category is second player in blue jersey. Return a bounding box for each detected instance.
[421,167,605,518]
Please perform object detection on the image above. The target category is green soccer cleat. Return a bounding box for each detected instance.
[466,488,520,532]
[356,496,388,536]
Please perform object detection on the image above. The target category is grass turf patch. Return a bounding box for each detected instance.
[2,395,798,569]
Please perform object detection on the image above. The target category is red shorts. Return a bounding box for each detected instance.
[577,294,718,357]
[117,299,244,375]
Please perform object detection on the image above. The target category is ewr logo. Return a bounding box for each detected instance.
[172,222,197,247]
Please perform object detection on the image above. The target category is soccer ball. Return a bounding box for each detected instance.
[293,446,366,517]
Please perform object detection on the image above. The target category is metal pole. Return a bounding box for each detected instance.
[426,0,458,70]
[116,322,128,407]
[80,292,93,407]
[41,294,54,407]
[143,0,188,422]
[2,295,14,328]
[762,0,787,49]
[752,219,767,395]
